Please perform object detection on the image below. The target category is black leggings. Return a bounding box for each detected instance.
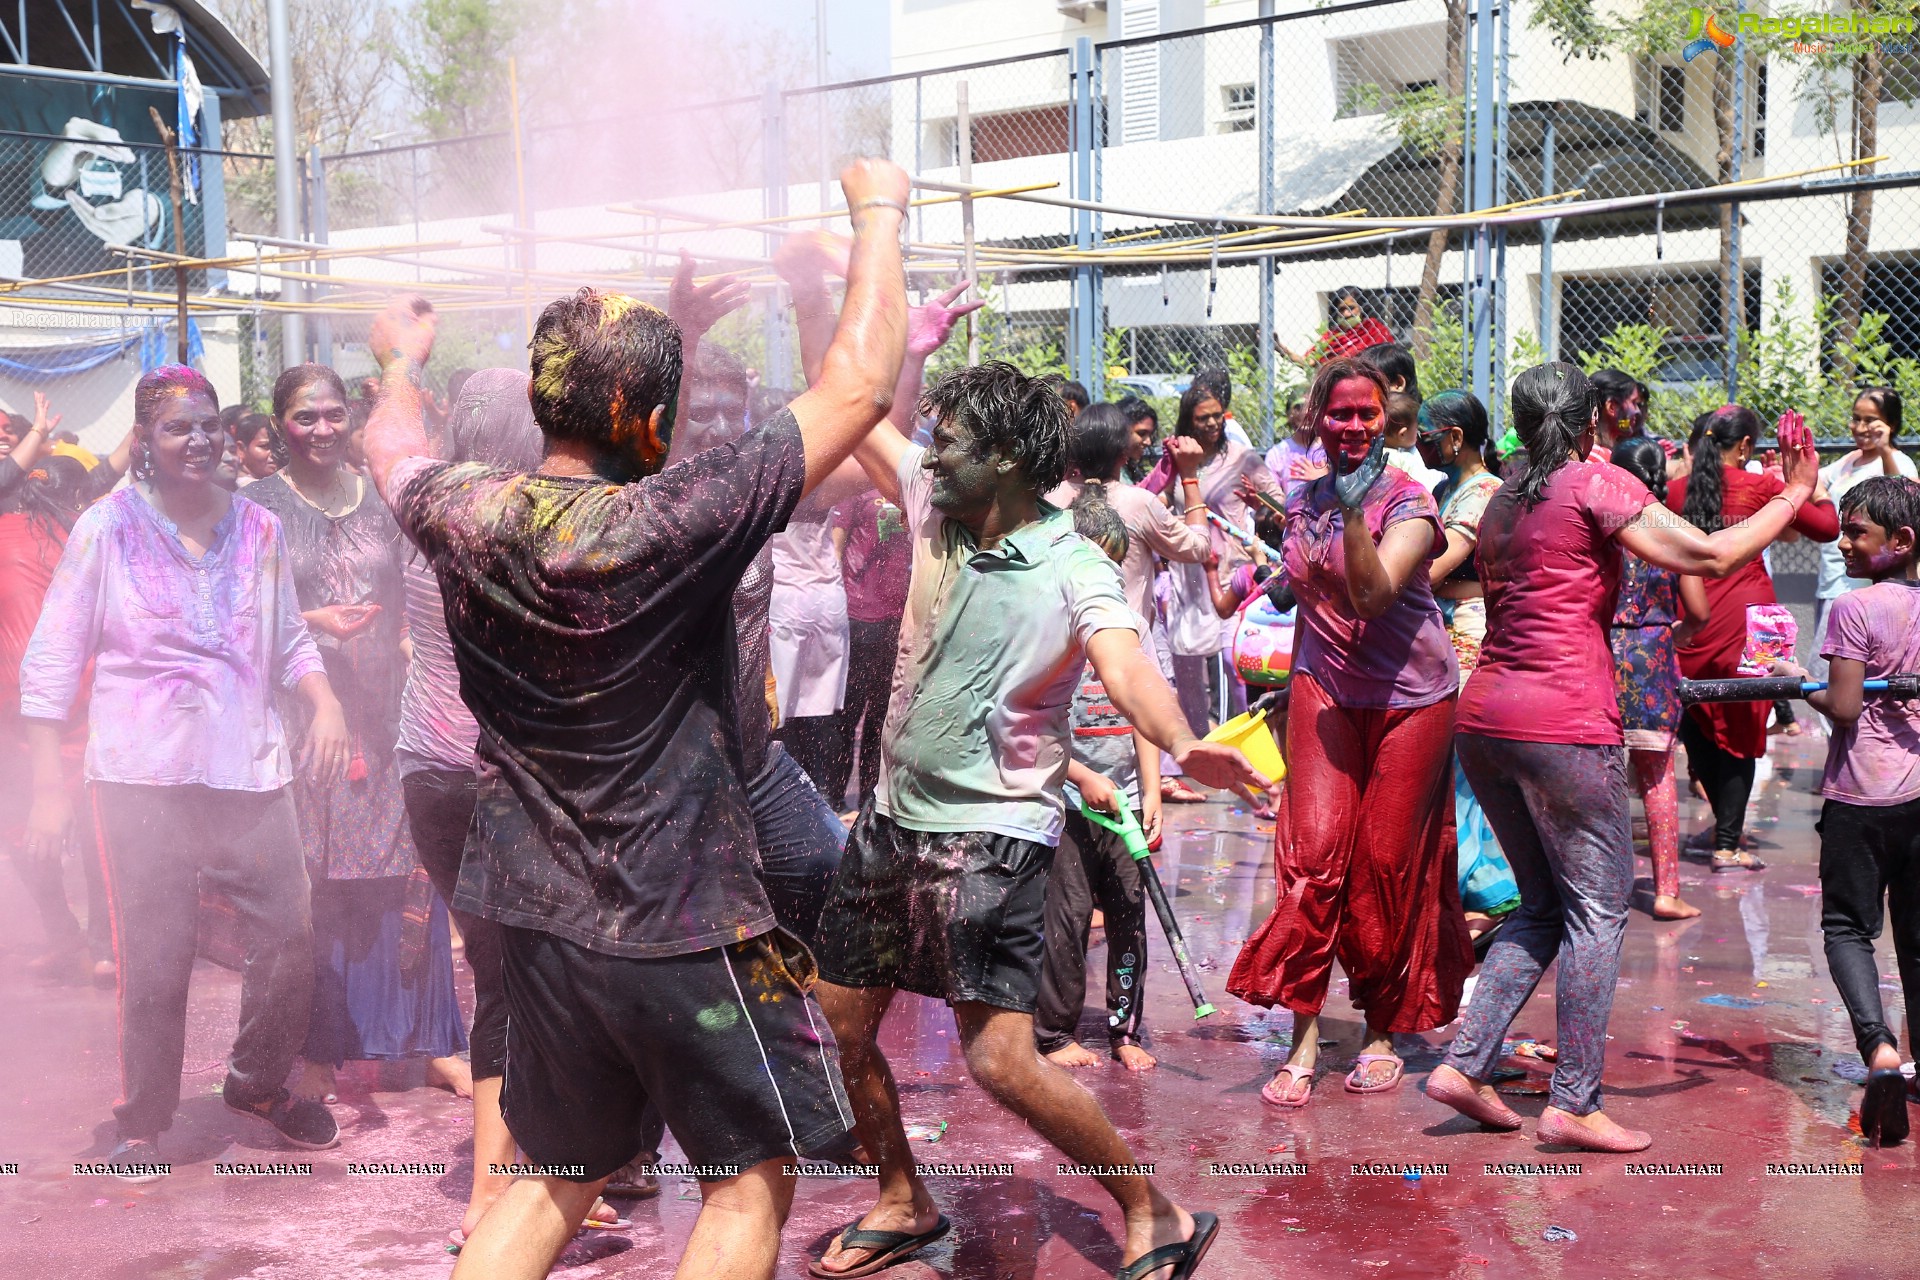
[1818,797,1920,1062]
[1680,714,1755,851]
[840,617,901,812]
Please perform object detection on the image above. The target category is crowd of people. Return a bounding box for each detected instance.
[3,157,1918,1280]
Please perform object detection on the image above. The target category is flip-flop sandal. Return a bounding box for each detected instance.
[1863,1069,1911,1147]
[1116,1211,1219,1280]
[1260,1063,1314,1108]
[445,1208,631,1258]
[807,1214,952,1278]
[1344,1054,1405,1094]
[1711,851,1767,873]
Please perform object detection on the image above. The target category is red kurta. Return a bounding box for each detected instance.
[1664,468,1837,757]
[1316,316,1396,362]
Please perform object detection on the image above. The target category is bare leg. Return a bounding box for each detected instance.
[953,1003,1195,1278]
[675,1159,796,1280]
[1631,749,1699,920]
[461,1076,515,1241]
[812,982,939,1275]
[450,1174,607,1280]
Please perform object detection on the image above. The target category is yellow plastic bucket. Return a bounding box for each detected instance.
[1202,708,1286,793]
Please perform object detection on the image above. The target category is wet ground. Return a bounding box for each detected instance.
[0,727,1913,1279]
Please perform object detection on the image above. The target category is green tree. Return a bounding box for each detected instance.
[404,0,524,139]
[1530,0,1751,369]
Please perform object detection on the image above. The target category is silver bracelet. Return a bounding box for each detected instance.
[850,198,909,219]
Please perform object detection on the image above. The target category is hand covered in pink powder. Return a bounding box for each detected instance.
[1775,409,1819,498]
[31,391,60,439]
[774,231,850,286]
[667,250,749,340]
[371,295,436,371]
[299,693,352,786]
[1168,436,1205,479]
[906,281,984,358]
[21,786,72,862]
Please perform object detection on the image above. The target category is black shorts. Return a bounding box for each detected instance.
[814,806,1055,1013]
[499,926,853,1182]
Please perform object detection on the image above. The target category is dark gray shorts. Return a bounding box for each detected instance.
[499,926,853,1182]
[814,806,1055,1013]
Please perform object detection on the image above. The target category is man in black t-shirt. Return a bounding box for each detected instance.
[361,159,912,1280]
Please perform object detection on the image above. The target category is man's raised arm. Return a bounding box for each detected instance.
[363,296,440,507]
[785,159,910,496]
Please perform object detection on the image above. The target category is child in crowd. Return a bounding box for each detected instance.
[1786,475,1920,1146]
[1382,391,1445,492]
[1034,488,1159,1073]
[1609,438,1710,921]
[1204,531,1295,819]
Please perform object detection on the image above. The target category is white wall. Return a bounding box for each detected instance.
[0,314,243,455]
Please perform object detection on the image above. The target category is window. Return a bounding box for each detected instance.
[1658,65,1686,132]
[1556,268,1761,376]
[1220,82,1256,133]
[1330,25,1446,120]
[1753,62,1768,156]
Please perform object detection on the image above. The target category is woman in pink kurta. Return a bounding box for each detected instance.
[1226,358,1471,1109]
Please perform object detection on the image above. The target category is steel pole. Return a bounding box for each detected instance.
[265,0,303,365]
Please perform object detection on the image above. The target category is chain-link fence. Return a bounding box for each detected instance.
[9,2,1913,454]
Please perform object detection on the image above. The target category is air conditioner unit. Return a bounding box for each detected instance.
[1057,0,1108,20]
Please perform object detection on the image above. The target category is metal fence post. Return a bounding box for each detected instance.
[1539,115,1557,358]
[958,80,978,364]
[309,145,331,367]
[1466,0,1497,407]
[1071,36,1100,395]
[762,88,792,392]
[267,0,303,368]
[1724,0,1746,399]
[1257,0,1276,441]
[1490,0,1510,439]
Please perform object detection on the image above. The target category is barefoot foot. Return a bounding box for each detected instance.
[1114,1042,1157,1072]
[1651,894,1702,920]
[426,1056,474,1099]
[1045,1042,1103,1069]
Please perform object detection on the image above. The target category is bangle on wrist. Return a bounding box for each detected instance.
[1184,503,1207,515]
[850,198,909,218]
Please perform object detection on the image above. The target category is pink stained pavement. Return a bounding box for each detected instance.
[0,731,1914,1279]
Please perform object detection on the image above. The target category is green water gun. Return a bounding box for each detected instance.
[1081,792,1217,1020]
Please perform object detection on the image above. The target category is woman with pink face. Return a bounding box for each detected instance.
[1227,357,1470,1109]
[246,364,469,1108]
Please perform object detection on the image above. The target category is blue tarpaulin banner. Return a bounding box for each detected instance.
[0,319,200,381]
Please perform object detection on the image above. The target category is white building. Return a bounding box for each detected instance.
[887,0,1919,381]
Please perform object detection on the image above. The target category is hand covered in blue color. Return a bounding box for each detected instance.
[1334,433,1386,509]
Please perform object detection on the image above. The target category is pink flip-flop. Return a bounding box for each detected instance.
[1344,1054,1405,1094]
[1260,1063,1314,1108]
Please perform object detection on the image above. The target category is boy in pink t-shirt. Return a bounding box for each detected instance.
[1792,476,1920,1147]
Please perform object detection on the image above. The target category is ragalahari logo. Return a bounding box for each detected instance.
[1683,8,1738,61]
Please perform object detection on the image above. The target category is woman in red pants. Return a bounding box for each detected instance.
[1227,357,1472,1107]
[1666,406,1836,870]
